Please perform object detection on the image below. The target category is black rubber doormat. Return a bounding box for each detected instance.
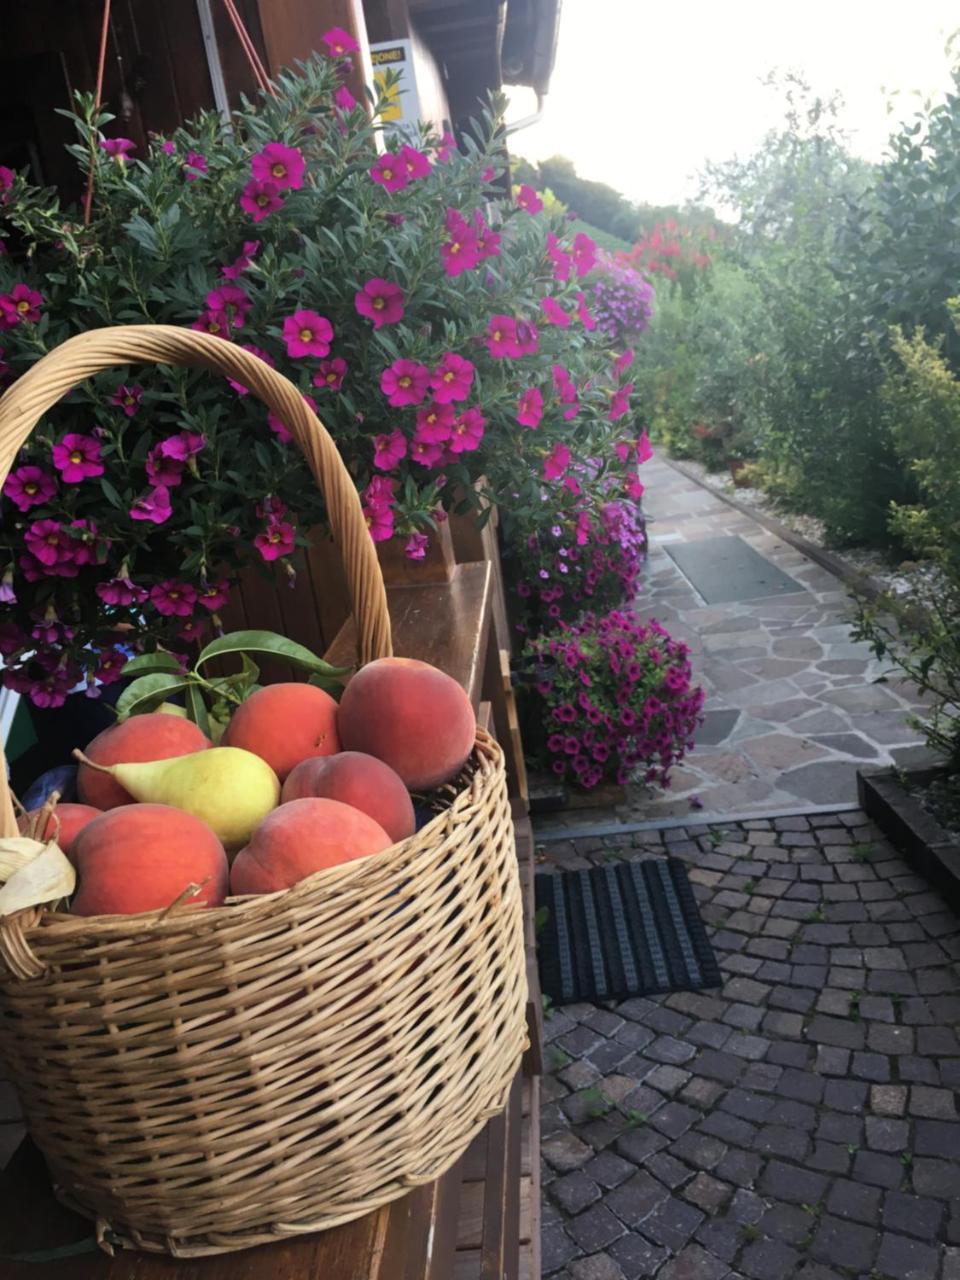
[664,534,805,604]
[535,858,722,1005]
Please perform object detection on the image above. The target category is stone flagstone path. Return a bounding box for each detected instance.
[567,459,928,826]
[539,812,960,1279]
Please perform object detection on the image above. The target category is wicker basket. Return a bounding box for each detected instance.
[0,327,527,1257]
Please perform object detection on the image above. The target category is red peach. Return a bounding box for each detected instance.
[230,798,391,895]
[222,683,340,781]
[71,804,228,916]
[336,657,475,790]
[77,714,211,810]
[281,751,415,843]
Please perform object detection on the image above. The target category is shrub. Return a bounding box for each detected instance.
[518,608,704,791]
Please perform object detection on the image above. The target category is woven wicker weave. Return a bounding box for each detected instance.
[0,327,527,1256]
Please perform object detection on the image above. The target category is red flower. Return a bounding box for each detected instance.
[312,357,348,391]
[516,184,543,214]
[430,352,475,403]
[251,143,305,191]
[355,278,404,329]
[283,309,334,358]
[370,152,410,194]
[52,433,104,483]
[240,179,284,222]
[381,359,430,407]
[322,26,359,56]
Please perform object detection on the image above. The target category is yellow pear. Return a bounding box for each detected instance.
[73,747,279,850]
[155,702,188,719]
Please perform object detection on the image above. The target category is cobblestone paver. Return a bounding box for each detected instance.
[539,811,960,1278]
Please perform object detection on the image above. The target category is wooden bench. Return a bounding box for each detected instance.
[1,561,541,1279]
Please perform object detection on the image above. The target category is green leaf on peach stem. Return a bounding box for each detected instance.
[194,629,351,679]
[115,673,196,720]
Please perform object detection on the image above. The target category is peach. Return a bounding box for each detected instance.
[77,714,211,810]
[281,751,415,843]
[230,798,391,895]
[19,802,102,858]
[221,683,340,781]
[71,804,228,916]
[336,657,475,790]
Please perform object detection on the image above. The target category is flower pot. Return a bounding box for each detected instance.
[728,459,751,488]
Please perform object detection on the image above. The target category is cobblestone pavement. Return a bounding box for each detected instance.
[539,812,960,1279]
[539,457,927,830]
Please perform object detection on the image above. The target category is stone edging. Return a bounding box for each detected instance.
[533,801,863,843]
[858,765,960,912]
[663,457,886,603]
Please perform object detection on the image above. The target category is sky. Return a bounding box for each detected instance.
[505,0,959,208]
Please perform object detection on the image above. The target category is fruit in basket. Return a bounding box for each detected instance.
[337,657,475,790]
[77,714,211,810]
[221,682,340,781]
[18,802,102,858]
[71,804,228,916]
[281,751,415,842]
[72,746,280,850]
[231,797,391,895]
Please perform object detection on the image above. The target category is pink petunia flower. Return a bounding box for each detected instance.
[448,407,485,453]
[206,283,251,328]
[283,309,334,358]
[4,466,57,512]
[409,438,443,468]
[25,519,72,568]
[130,485,173,524]
[405,532,429,560]
[100,137,136,160]
[370,152,410,194]
[198,580,230,611]
[322,26,359,56]
[541,296,571,328]
[547,232,572,282]
[146,446,184,488]
[52,433,103,483]
[184,151,208,180]
[96,576,148,606]
[240,178,284,222]
[436,132,457,164]
[159,430,206,462]
[572,232,598,277]
[440,209,480,276]
[252,142,305,191]
[373,429,407,470]
[0,284,43,326]
[161,140,176,156]
[415,403,455,443]
[255,520,296,561]
[472,209,501,260]
[401,145,431,180]
[613,348,635,379]
[228,344,275,395]
[516,184,543,214]
[151,580,198,617]
[552,364,579,420]
[544,443,571,482]
[111,383,143,417]
[514,318,539,356]
[355,278,404,329]
[312,356,347,391]
[364,503,395,540]
[637,430,654,464]
[486,314,518,358]
[576,291,596,330]
[0,167,14,195]
[624,472,645,500]
[381,358,430,407]
[334,84,357,113]
[517,387,543,429]
[222,240,260,280]
[191,309,232,338]
[95,647,131,685]
[430,352,475,403]
[609,383,633,423]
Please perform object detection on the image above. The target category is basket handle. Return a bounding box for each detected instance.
[0,325,393,839]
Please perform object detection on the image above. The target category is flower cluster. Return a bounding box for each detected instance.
[590,253,656,345]
[520,609,704,790]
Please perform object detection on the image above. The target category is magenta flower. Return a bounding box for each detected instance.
[255,520,296,561]
[355,278,405,329]
[410,438,443,468]
[517,387,543,429]
[514,319,539,356]
[159,431,205,462]
[161,140,176,156]
[25,520,70,567]
[472,209,502,260]
[146,446,184,488]
[198,580,230,612]
[448,407,485,453]
[637,430,654,464]
[576,292,596,330]
[547,232,572,282]
[191,309,232,338]
[240,179,284,222]
[150,580,197,617]
[222,240,260,280]
[312,356,347,391]
[430,352,475,403]
[405,532,429,560]
[541,296,571,329]
[441,209,481,276]
[334,84,357,112]
[206,283,251,328]
[516,184,543,214]
[228,344,275,395]
[572,232,598,277]
[624,472,645,501]
[436,132,457,164]
[373,429,408,471]
[365,503,395,540]
[0,284,43,326]
[52,433,103,483]
[401,145,431,180]
[609,384,633,423]
[111,384,143,417]
[96,576,148,606]
[252,142,305,191]
[100,137,136,160]
[5,466,57,512]
[415,403,455,443]
[94,647,130,686]
[614,348,635,379]
[370,152,410,194]
[381,359,430,407]
[184,151,208,181]
[552,364,579,420]
[283,309,334,358]
[322,26,359,56]
[0,167,13,195]
[486,314,518,358]
[0,571,14,605]
[544,443,571,482]
[130,486,173,525]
